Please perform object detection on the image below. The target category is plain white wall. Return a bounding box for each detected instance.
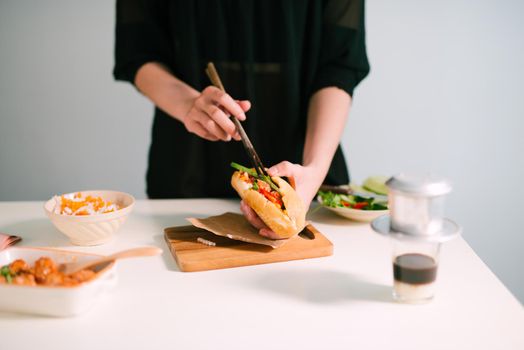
[347,0,524,304]
[0,0,151,199]
[0,0,522,303]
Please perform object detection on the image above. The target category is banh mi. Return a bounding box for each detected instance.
[230,162,306,239]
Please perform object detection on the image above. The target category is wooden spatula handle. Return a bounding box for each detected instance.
[105,247,163,261]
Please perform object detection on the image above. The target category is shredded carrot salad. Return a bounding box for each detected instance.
[53,192,119,216]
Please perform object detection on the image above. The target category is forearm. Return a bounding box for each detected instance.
[303,87,352,181]
[134,62,199,122]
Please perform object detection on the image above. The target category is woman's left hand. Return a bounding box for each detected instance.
[240,161,324,239]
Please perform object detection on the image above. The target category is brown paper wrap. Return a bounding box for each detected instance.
[186,212,291,249]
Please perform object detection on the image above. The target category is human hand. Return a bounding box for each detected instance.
[182,86,251,141]
[240,161,324,239]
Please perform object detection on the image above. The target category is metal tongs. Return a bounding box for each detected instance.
[319,184,388,202]
[0,233,21,251]
[205,62,280,193]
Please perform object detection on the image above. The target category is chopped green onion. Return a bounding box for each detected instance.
[0,265,10,276]
[1,265,13,284]
[260,174,280,193]
[231,162,281,194]
[230,162,257,177]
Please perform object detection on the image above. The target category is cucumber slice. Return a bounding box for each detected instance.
[363,176,389,195]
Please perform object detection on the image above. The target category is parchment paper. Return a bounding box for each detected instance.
[186,212,291,249]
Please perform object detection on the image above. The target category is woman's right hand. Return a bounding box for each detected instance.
[182,86,251,141]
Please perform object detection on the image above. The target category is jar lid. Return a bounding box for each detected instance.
[371,215,461,243]
[386,173,452,197]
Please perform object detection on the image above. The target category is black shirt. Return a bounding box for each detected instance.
[114,0,369,198]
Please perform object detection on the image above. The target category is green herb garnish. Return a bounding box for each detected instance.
[230,162,280,193]
[1,265,13,284]
[231,162,258,177]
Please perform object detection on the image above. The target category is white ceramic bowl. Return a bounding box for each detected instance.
[0,247,117,317]
[44,190,135,246]
[317,196,389,222]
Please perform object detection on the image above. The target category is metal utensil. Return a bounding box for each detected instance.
[318,184,388,202]
[318,184,353,195]
[0,233,22,251]
[205,62,279,191]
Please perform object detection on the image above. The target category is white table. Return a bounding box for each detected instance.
[0,199,522,350]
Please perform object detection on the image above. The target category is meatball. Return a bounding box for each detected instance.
[42,272,65,286]
[34,257,58,283]
[12,273,37,286]
[9,259,31,274]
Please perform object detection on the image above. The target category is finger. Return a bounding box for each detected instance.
[194,122,220,141]
[240,201,267,230]
[187,121,219,141]
[268,161,296,177]
[203,86,246,121]
[194,110,230,141]
[206,105,237,139]
[197,122,220,141]
[236,100,251,112]
[240,200,268,230]
[259,228,281,239]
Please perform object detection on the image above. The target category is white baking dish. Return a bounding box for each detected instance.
[0,247,117,317]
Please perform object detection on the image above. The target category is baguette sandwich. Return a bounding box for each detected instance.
[230,162,306,239]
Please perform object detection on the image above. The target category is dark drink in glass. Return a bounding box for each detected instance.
[391,240,440,303]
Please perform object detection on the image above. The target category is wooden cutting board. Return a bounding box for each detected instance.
[164,224,333,272]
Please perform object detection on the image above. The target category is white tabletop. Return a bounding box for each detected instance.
[0,199,522,350]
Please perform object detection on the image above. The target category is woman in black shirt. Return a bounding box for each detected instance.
[114,0,369,237]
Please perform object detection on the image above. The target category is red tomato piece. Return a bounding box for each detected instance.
[353,202,369,210]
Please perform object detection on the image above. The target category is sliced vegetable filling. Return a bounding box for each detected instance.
[232,162,285,210]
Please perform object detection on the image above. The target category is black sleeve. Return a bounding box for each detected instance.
[311,0,370,97]
[113,0,172,84]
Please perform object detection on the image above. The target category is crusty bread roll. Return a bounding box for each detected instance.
[231,171,306,239]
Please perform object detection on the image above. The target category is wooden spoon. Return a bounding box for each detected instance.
[59,246,162,275]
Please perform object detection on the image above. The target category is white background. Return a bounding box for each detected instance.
[0,0,523,303]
